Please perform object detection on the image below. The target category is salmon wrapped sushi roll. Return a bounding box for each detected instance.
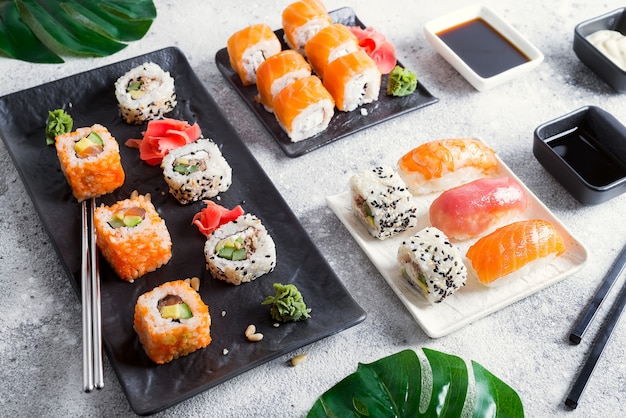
[282,0,332,54]
[114,62,177,125]
[204,214,276,285]
[398,227,467,304]
[94,192,172,282]
[466,219,566,285]
[134,280,211,364]
[227,23,282,86]
[322,49,382,112]
[305,23,360,79]
[256,50,312,112]
[55,124,125,202]
[350,166,418,240]
[272,75,334,142]
[398,138,498,195]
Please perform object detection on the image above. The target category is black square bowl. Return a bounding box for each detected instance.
[533,106,626,205]
[574,7,626,92]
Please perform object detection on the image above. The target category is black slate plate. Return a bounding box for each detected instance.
[0,47,366,416]
[215,7,439,157]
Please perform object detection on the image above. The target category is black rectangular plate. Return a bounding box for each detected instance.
[215,7,439,157]
[0,47,366,416]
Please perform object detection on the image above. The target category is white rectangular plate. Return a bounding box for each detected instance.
[327,154,588,338]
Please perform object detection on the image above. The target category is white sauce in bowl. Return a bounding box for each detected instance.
[586,30,626,71]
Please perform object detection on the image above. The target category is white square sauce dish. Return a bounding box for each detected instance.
[424,4,544,91]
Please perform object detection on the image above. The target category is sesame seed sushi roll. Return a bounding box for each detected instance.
[94,192,172,282]
[322,49,382,112]
[350,166,418,240]
[304,23,360,79]
[114,62,177,125]
[134,280,212,364]
[55,124,125,202]
[227,23,282,87]
[204,214,276,285]
[272,75,334,142]
[282,0,332,54]
[161,138,232,204]
[397,227,467,304]
[256,50,312,112]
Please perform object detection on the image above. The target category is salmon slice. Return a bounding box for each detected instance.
[282,0,332,53]
[466,219,566,284]
[305,23,359,79]
[256,50,311,112]
[227,23,282,86]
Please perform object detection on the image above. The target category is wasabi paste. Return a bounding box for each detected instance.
[386,65,418,97]
[262,283,311,322]
[45,109,73,145]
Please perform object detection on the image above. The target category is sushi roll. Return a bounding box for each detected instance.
[429,177,529,241]
[272,75,334,142]
[134,280,212,364]
[322,49,382,112]
[398,138,498,195]
[161,138,232,204]
[256,50,312,112]
[204,214,276,285]
[94,192,172,282]
[282,0,332,54]
[227,23,282,86]
[114,62,177,125]
[304,23,360,79]
[397,227,467,304]
[55,124,125,202]
[350,166,418,240]
[466,219,566,285]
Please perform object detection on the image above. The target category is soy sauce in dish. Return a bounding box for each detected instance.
[437,18,530,78]
[549,127,626,187]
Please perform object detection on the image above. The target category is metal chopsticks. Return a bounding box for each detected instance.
[81,198,104,392]
[565,242,626,408]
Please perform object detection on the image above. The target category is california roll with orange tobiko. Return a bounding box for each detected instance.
[93,191,172,282]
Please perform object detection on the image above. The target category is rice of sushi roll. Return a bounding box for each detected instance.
[134,280,212,364]
[350,166,418,240]
[93,192,172,282]
[114,62,177,125]
[161,138,232,204]
[397,227,467,304]
[204,214,276,285]
[55,124,125,202]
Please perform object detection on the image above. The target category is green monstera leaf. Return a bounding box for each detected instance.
[308,348,524,418]
[0,0,156,63]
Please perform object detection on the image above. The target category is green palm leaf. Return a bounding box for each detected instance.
[308,348,524,418]
[0,0,156,63]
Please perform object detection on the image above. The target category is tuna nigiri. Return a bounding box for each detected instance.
[227,23,282,86]
[398,138,498,195]
[322,49,381,112]
[282,0,332,54]
[272,75,334,142]
[429,176,528,241]
[305,23,360,79]
[256,50,312,112]
[466,219,566,285]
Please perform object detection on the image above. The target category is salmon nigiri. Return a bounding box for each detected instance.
[272,75,334,142]
[227,23,282,86]
[429,176,528,241]
[256,50,312,112]
[466,219,566,285]
[305,23,360,79]
[398,138,498,195]
[322,49,381,112]
[282,0,332,54]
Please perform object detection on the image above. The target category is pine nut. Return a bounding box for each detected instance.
[190,276,200,291]
[244,324,256,337]
[290,353,308,367]
[247,333,263,342]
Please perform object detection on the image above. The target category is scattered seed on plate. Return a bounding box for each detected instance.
[247,332,263,342]
[244,324,256,338]
[221,310,226,317]
[222,348,229,355]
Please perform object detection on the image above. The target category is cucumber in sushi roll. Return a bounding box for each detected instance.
[204,214,276,285]
[161,138,232,204]
[114,62,177,125]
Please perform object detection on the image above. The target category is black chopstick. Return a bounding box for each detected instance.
[81,198,104,392]
[569,243,626,344]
